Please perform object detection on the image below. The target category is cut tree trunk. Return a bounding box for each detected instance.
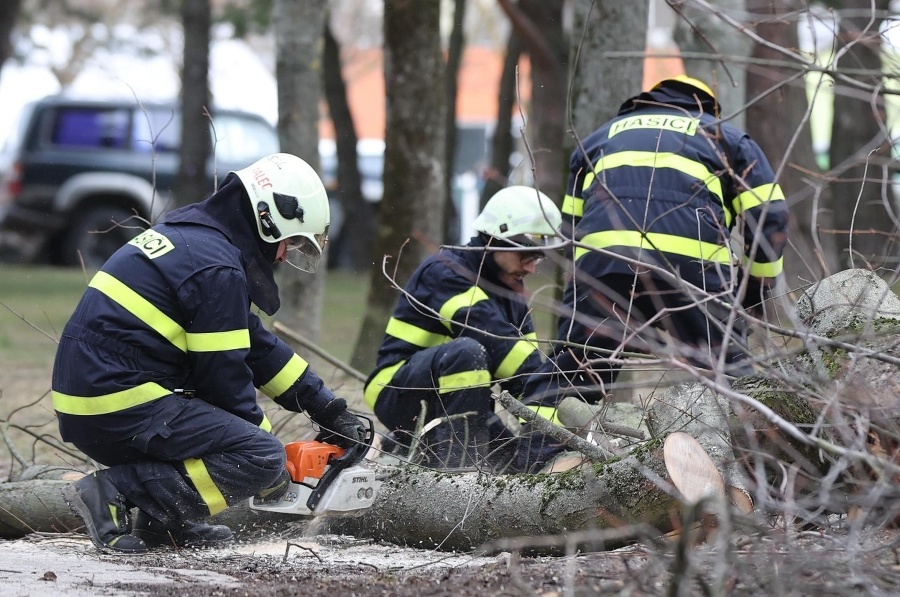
[0,435,727,554]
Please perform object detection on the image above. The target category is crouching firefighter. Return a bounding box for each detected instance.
[364,186,564,473]
[52,153,366,553]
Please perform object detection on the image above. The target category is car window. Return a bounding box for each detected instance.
[134,107,181,153]
[49,107,131,149]
[211,114,279,163]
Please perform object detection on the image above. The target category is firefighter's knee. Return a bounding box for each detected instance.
[439,337,488,374]
[248,430,288,492]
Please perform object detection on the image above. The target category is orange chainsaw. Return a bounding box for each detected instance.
[249,415,382,517]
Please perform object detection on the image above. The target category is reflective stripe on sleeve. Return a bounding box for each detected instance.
[574,230,732,263]
[732,183,785,215]
[259,353,310,398]
[259,414,273,433]
[746,256,784,278]
[183,457,228,515]
[385,317,449,348]
[494,338,539,380]
[562,194,583,218]
[186,329,250,353]
[439,287,489,331]
[52,382,171,415]
[363,360,406,409]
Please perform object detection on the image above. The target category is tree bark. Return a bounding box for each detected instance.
[273,0,328,340]
[828,0,893,270]
[176,0,212,208]
[322,18,376,273]
[351,0,446,372]
[1,437,722,555]
[0,0,23,70]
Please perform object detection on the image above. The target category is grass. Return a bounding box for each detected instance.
[0,266,374,370]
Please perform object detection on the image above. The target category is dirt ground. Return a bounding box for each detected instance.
[4,521,900,597]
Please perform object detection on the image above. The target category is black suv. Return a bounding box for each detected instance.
[0,95,279,268]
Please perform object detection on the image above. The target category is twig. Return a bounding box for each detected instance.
[494,391,614,461]
[273,321,367,382]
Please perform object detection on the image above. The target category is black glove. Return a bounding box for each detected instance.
[311,398,366,449]
[741,277,768,317]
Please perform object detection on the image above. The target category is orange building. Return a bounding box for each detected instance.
[320,45,684,142]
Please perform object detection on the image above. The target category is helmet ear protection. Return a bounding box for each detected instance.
[257,193,306,239]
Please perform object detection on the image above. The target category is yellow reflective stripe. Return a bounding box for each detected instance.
[582,151,729,227]
[495,339,539,379]
[259,414,273,433]
[575,230,732,263]
[732,183,785,214]
[184,457,228,515]
[364,360,406,409]
[186,329,250,353]
[747,256,783,278]
[526,405,561,426]
[385,317,449,348]
[562,194,583,217]
[259,354,310,398]
[438,287,489,331]
[437,370,492,394]
[52,382,170,415]
[89,271,187,352]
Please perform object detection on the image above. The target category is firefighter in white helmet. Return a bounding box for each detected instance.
[364,185,564,472]
[53,153,365,553]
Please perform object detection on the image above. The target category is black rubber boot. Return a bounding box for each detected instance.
[63,471,147,553]
[132,511,233,549]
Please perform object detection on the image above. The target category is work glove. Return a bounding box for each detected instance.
[741,277,769,317]
[312,398,366,449]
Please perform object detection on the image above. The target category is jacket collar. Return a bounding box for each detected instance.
[163,174,282,315]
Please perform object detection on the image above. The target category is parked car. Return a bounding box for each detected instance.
[0,95,280,268]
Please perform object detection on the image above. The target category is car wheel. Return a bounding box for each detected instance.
[57,206,142,269]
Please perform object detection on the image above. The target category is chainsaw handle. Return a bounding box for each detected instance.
[306,413,374,512]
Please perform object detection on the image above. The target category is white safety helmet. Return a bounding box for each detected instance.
[233,153,330,273]
[472,186,562,247]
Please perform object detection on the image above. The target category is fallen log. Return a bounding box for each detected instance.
[0,434,727,554]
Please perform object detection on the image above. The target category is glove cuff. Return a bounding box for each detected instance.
[309,397,347,428]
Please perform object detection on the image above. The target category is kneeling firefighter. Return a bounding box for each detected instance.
[52,153,365,553]
[364,186,564,472]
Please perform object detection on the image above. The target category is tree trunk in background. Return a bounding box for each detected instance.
[828,0,895,271]
[516,0,567,203]
[495,0,567,199]
[176,0,212,208]
[444,0,467,245]
[0,0,23,69]
[323,19,375,273]
[479,30,522,209]
[673,0,750,130]
[274,0,328,341]
[568,0,647,151]
[744,0,839,293]
[350,0,446,373]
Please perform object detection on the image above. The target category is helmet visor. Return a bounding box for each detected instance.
[283,233,327,273]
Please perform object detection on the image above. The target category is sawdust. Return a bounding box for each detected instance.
[5,524,900,596]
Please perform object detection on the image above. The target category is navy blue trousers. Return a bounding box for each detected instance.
[72,394,285,525]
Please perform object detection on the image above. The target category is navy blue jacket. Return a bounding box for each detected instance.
[364,237,543,409]
[52,175,335,444]
[563,83,788,291]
